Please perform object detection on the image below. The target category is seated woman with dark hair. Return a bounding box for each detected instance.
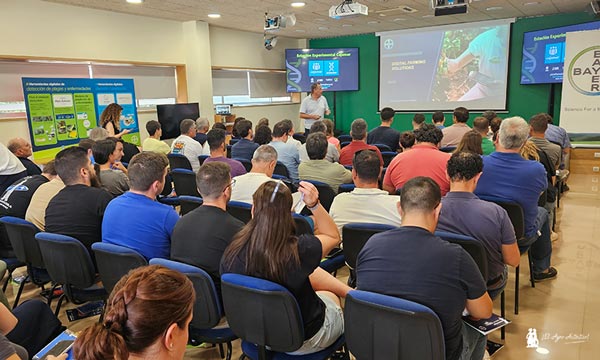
[74,265,195,360]
[221,180,350,355]
[455,130,483,155]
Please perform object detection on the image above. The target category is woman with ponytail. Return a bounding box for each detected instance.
[73,265,195,360]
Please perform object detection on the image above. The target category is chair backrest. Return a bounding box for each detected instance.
[381,151,397,168]
[345,290,445,360]
[292,214,313,236]
[373,143,392,152]
[439,146,456,153]
[292,133,306,144]
[226,145,232,158]
[227,201,252,224]
[338,134,352,143]
[171,168,201,197]
[221,273,304,352]
[198,154,210,165]
[343,223,397,270]
[234,158,253,173]
[168,153,193,170]
[35,233,97,289]
[478,195,525,240]
[303,180,335,212]
[179,195,203,216]
[435,231,489,280]
[338,183,356,194]
[91,243,148,294]
[150,258,222,329]
[229,138,240,146]
[0,217,43,268]
[340,141,351,149]
[274,162,290,179]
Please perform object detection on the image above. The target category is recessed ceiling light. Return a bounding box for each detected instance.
[368,20,379,24]
[342,24,353,27]
[523,1,540,5]
[379,13,387,17]
[318,26,329,30]
[291,2,305,7]
[315,18,326,22]
[295,29,306,32]
[126,0,143,3]
[422,14,434,18]
[207,13,221,18]
[486,6,503,11]
[393,18,407,21]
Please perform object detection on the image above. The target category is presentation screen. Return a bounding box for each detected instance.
[156,103,199,140]
[521,21,600,85]
[285,48,359,92]
[378,19,512,111]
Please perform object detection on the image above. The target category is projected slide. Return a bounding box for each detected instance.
[286,48,359,92]
[378,20,512,111]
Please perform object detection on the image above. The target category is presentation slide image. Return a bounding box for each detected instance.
[73,93,97,139]
[286,48,358,92]
[27,93,57,147]
[52,94,78,141]
[97,93,115,105]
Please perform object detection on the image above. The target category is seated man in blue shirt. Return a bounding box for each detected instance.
[475,116,557,282]
[231,118,259,161]
[437,151,520,299]
[102,151,179,260]
[357,177,492,360]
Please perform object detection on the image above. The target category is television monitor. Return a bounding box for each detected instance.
[156,103,200,140]
[521,21,600,84]
[215,104,232,115]
[285,48,359,92]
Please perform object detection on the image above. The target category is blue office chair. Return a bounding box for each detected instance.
[36,233,108,316]
[338,184,355,194]
[179,195,204,216]
[168,153,193,170]
[344,290,445,360]
[91,243,148,295]
[235,158,253,173]
[150,259,237,360]
[301,180,335,212]
[439,146,456,153]
[372,144,392,153]
[227,201,253,224]
[338,135,352,143]
[171,168,201,197]
[340,141,351,149]
[199,154,210,165]
[221,273,346,360]
[274,162,290,179]
[381,151,397,168]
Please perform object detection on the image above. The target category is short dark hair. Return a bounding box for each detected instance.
[453,107,469,123]
[490,117,503,133]
[196,162,231,200]
[529,113,550,133]
[414,123,443,145]
[92,138,118,165]
[447,151,483,182]
[212,122,226,131]
[207,129,226,151]
[78,139,95,151]
[54,146,90,185]
[231,117,245,138]
[235,119,253,138]
[473,117,490,133]
[180,119,196,135]
[305,133,328,160]
[146,120,161,136]
[350,118,367,140]
[413,113,425,125]
[310,82,321,93]
[432,111,445,124]
[353,149,380,183]
[309,120,326,134]
[381,107,395,122]
[400,177,441,214]
[272,121,288,138]
[400,131,415,149]
[42,160,57,176]
[323,119,334,136]
[254,125,272,145]
[280,119,294,134]
[482,110,497,122]
[128,152,168,191]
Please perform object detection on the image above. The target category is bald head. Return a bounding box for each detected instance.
[7,138,32,157]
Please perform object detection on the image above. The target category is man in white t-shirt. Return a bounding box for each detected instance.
[230,145,277,204]
[170,119,208,173]
[299,83,330,135]
[0,142,27,194]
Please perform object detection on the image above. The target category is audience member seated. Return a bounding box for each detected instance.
[142,120,170,154]
[299,133,352,194]
[432,110,445,129]
[78,139,95,161]
[102,152,178,260]
[25,171,65,231]
[74,265,194,360]
[544,113,571,170]
[231,119,259,161]
[323,119,340,151]
[529,113,561,170]
[367,107,400,152]
[204,128,247,178]
[455,130,483,155]
[253,124,272,146]
[171,119,207,173]
[93,138,130,196]
[441,107,471,148]
[45,147,113,252]
[412,113,425,130]
[194,117,210,146]
[299,121,340,163]
[100,103,130,139]
[7,138,41,176]
[231,145,277,204]
[339,118,383,166]
[473,117,495,155]
[383,124,450,195]
[256,117,269,131]
[212,122,226,131]
[0,143,27,195]
[269,121,301,181]
[329,149,401,234]
[281,119,303,150]
[475,117,557,281]
[0,160,56,219]
[490,117,503,138]
[399,131,415,152]
[89,126,109,141]
[437,152,520,299]
[171,162,244,301]
[357,177,492,360]
[221,181,351,355]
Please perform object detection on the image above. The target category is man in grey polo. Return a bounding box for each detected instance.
[529,114,561,170]
[300,83,330,135]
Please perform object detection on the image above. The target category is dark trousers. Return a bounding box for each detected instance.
[7,300,65,356]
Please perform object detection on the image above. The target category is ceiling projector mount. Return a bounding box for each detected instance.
[329,0,369,19]
[431,0,472,16]
[263,12,296,50]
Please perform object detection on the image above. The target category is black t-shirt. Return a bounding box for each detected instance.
[19,158,42,176]
[367,126,400,152]
[537,149,557,203]
[45,184,113,251]
[220,234,326,340]
[121,142,140,164]
[0,175,49,218]
[356,226,487,360]
[171,206,244,301]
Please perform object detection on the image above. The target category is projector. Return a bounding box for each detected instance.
[329,1,368,20]
[431,0,470,16]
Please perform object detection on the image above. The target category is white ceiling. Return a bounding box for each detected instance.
[43,0,595,39]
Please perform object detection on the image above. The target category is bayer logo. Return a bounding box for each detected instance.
[384,39,394,50]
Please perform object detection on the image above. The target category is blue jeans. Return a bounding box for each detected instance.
[460,322,486,360]
[519,207,552,274]
[487,265,508,300]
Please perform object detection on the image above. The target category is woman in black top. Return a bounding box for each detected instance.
[100,103,130,139]
[221,180,349,354]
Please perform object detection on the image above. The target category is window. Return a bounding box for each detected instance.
[212,68,291,106]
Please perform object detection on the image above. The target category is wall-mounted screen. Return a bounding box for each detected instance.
[521,21,600,84]
[285,48,359,92]
[378,19,512,111]
[156,103,199,140]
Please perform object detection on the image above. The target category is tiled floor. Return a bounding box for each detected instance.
[4,173,600,359]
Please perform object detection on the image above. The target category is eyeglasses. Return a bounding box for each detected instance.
[270,180,282,203]
[223,179,236,192]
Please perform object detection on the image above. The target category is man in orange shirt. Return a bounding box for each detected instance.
[339,118,383,167]
[383,124,450,195]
